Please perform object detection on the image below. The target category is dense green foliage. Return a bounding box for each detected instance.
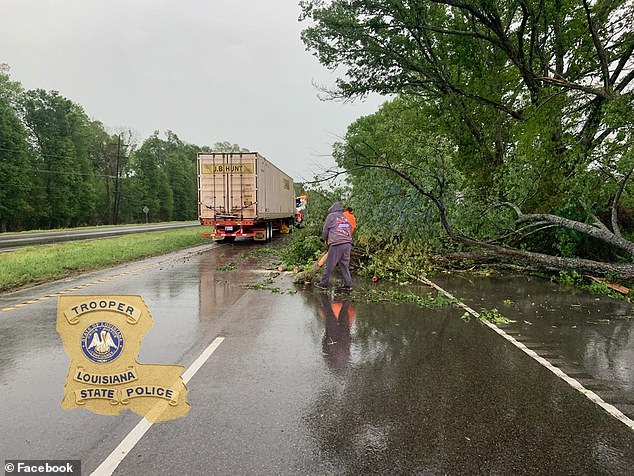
[333,97,460,244]
[0,64,248,232]
[0,66,32,231]
[281,185,345,267]
[282,178,438,282]
[301,0,634,274]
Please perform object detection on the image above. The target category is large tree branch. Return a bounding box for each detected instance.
[541,76,609,98]
[582,0,611,90]
[328,152,634,278]
[516,212,634,256]
[453,232,634,278]
[615,68,634,93]
[436,193,634,277]
[437,202,634,277]
[611,169,634,239]
[610,38,634,85]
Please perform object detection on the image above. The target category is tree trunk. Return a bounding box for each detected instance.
[450,233,634,279]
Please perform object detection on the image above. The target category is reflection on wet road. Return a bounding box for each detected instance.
[302,290,634,475]
[429,272,634,421]
[318,294,355,373]
[0,244,633,475]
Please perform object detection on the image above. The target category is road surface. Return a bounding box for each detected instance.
[0,242,633,475]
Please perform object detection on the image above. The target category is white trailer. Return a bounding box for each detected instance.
[197,152,295,241]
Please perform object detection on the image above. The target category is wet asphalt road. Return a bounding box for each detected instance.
[1,242,633,475]
[429,272,634,421]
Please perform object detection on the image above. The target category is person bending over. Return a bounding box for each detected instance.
[315,202,353,291]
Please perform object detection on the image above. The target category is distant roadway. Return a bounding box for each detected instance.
[0,222,199,250]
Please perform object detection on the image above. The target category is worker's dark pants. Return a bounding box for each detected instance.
[318,242,352,288]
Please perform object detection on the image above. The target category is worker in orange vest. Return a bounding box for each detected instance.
[315,202,353,290]
[343,207,356,235]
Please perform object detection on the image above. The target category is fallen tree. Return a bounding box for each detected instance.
[337,155,634,279]
[301,0,634,280]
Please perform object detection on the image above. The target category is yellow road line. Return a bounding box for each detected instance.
[1,246,214,314]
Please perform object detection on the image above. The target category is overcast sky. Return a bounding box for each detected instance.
[0,0,384,181]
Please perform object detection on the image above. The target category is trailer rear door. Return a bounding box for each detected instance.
[198,153,258,221]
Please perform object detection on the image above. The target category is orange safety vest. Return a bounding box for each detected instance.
[343,211,357,234]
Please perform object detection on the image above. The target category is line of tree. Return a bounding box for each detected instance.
[300,0,634,278]
[0,64,246,232]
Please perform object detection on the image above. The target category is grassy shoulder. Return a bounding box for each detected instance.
[0,228,209,292]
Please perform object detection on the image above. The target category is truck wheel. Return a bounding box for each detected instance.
[266,222,272,242]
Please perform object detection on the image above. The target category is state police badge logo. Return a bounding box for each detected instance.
[56,295,189,422]
[81,321,124,363]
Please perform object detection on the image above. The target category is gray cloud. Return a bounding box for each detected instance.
[1,0,383,180]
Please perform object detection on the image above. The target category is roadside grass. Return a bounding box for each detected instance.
[1,222,190,235]
[0,228,209,292]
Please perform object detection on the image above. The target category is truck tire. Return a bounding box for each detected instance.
[266,222,272,242]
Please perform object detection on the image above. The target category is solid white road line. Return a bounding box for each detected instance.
[419,275,634,432]
[90,336,225,476]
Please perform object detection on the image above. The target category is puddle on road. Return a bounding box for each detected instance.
[297,283,634,474]
[425,272,634,412]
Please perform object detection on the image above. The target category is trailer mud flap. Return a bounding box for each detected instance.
[253,229,266,241]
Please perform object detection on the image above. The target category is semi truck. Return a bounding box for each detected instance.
[197,152,295,241]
